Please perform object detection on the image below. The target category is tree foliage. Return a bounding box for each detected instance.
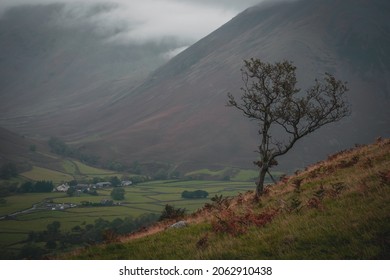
[110,187,125,200]
[19,180,54,193]
[228,59,350,197]
[66,186,76,197]
[159,204,186,221]
[48,136,99,165]
[181,190,209,199]
[109,176,121,187]
[16,214,159,259]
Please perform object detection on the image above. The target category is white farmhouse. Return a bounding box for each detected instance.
[121,181,133,186]
[56,184,70,192]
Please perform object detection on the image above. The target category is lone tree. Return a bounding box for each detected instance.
[227,58,350,198]
[111,187,125,200]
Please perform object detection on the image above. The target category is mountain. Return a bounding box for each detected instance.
[0,3,182,139]
[1,0,390,172]
[87,0,390,171]
[0,126,56,172]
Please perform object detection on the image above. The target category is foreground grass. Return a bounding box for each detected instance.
[69,139,390,260]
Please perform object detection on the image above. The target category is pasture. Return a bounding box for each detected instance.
[0,179,254,254]
[19,159,127,186]
[62,160,125,182]
[20,166,74,185]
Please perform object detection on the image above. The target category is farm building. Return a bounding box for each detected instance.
[95,182,112,188]
[55,184,70,192]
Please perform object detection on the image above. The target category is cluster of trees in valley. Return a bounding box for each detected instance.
[48,137,99,165]
[48,137,183,179]
[19,181,54,193]
[0,180,54,197]
[1,203,189,259]
[181,190,209,199]
[2,214,159,259]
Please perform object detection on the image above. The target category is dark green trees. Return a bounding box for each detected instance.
[159,204,186,221]
[181,190,209,199]
[110,187,125,200]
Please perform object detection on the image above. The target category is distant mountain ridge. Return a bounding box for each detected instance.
[95,0,390,170]
[1,0,389,172]
[0,3,180,136]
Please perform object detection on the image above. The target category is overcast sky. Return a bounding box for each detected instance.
[0,0,265,47]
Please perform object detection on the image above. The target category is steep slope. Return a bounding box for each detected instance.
[0,3,181,137]
[0,126,59,172]
[68,138,390,260]
[77,0,390,171]
[2,0,390,172]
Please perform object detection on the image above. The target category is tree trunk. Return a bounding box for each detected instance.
[256,167,268,198]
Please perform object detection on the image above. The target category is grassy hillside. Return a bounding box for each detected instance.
[67,138,390,259]
[0,126,121,184]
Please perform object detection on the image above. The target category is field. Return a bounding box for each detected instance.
[69,139,390,260]
[20,166,75,185]
[1,154,262,258]
[20,158,127,185]
[0,179,254,256]
[61,160,125,182]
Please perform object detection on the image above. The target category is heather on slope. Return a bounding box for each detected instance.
[68,138,390,260]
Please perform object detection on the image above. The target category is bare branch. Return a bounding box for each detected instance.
[227,58,350,197]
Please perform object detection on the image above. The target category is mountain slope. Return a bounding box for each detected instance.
[68,138,390,260]
[1,0,390,172]
[77,0,390,170]
[0,126,52,170]
[0,3,180,137]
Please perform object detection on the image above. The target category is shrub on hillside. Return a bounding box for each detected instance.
[212,208,278,236]
[159,204,186,221]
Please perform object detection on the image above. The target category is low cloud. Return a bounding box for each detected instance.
[1,0,264,46]
[99,0,237,45]
[162,46,190,60]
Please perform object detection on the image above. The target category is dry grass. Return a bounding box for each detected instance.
[67,138,390,259]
